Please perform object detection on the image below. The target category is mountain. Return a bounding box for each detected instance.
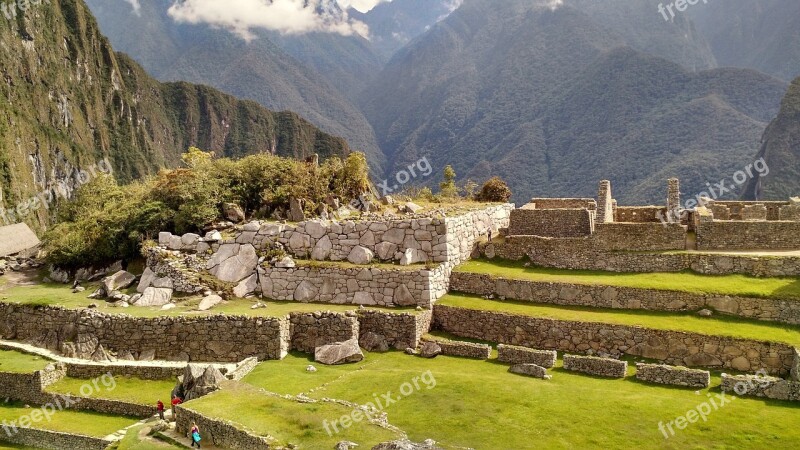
[84,0,384,172]
[743,78,800,200]
[0,0,349,229]
[361,0,787,204]
[689,0,800,81]
[349,0,462,60]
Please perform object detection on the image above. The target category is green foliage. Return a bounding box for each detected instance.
[439,165,458,198]
[44,151,372,268]
[476,177,512,202]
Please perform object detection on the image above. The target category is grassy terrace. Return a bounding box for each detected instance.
[456,259,800,300]
[1,282,418,319]
[0,350,52,374]
[46,375,176,405]
[0,403,135,438]
[184,383,399,448]
[240,352,800,449]
[439,293,800,347]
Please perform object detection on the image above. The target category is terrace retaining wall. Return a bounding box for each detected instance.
[696,220,800,250]
[289,312,359,353]
[508,208,593,237]
[433,305,795,376]
[422,338,491,359]
[176,405,272,449]
[0,364,65,404]
[0,427,111,450]
[721,373,800,401]
[481,236,800,276]
[357,310,431,350]
[449,273,800,325]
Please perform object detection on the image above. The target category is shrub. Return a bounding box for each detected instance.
[439,165,459,198]
[476,177,512,202]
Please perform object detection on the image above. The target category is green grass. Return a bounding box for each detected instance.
[0,403,135,438]
[457,259,800,300]
[1,283,416,318]
[439,293,800,347]
[46,375,176,406]
[241,352,800,449]
[111,423,184,450]
[184,383,399,448]
[0,350,52,374]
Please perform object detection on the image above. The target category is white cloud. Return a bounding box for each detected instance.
[167,0,371,41]
[337,0,386,13]
[124,0,142,16]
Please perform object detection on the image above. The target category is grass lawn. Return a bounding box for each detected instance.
[0,403,135,438]
[0,350,52,374]
[0,445,41,450]
[46,375,176,406]
[457,259,800,300]
[184,383,399,448]
[242,352,800,449]
[440,293,800,347]
[111,423,183,450]
[1,282,416,318]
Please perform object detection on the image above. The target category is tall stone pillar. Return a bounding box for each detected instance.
[667,178,681,223]
[597,180,613,224]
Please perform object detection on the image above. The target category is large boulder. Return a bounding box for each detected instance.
[400,249,427,266]
[212,244,258,283]
[222,203,246,223]
[294,280,319,302]
[179,365,226,401]
[375,242,398,261]
[359,332,389,353]
[233,274,258,298]
[509,363,548,379]
[133,287,173,307]
[198,295,223,311]
[137,267,156,293]
[311,235,333,261]
[101,270,136,295]
[275,256,296,268]
[393,285,417,307]
[315,339,364,365]
[347,246,374,265]
[288,197,306,222]
[419,342,441,359]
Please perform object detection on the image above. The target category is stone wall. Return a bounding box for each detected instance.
[432,305,795,376]
[258,263,443,308]
[696,220,800,250]
[793,348,800,382]
[720,373,800,402]
[289,312,359,353]
[176,405,272,449]
[593,223,686,251]
[0,427,111,450]
[508,209,593,237]
[0,303,288,363]
[228,357,259,381]
[614,207,664,223]
[482,236,800,276]
[36,393,155,418]
[423,338,491,359]
[496,344,556,368]
[635,363,710,388]
[64,363,184,380]
[0,365,65,405]
[357,310,431,350]
[563,354,627,378]
[528,198,597,210]
[714,201,789,221]
[449,273,800,325]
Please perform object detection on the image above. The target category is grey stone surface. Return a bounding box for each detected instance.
[315,339,364,365]
[509,363,548,379]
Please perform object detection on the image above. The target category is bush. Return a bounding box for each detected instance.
[476,177,512,202]
[439,165,459,198]
[44,150,372,269]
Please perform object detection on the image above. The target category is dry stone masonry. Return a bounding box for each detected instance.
[563,354,627,378]
[496,344,557,368]
[720,373,800,402]
[635,363,710,388]
[421,338,492,360]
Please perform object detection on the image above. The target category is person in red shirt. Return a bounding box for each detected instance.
[157,400,165,421]
[171,396,183,421]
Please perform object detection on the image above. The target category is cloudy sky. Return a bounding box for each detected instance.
[166,0,389,41]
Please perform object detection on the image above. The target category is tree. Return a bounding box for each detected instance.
[439,165,458,198]
[476,177,512,202]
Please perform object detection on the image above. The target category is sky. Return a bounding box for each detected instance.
[166,0,389,41]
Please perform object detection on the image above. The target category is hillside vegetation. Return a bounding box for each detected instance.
[0,0,350,230]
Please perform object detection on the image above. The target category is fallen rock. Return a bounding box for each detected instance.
[306,365,317,373]
[288,197,306,222]
[315,339,364,365]
[337,442,359,450]
[359,332,389,353]
[223,203,246,223]
[372,439,441,450]
[134,287,173,307]
[198,295,223,311]
[275,256,296,268]
[698,309,713,317]
[419,342,441,359]
[403,203,422,214]
[509,363,548,379]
